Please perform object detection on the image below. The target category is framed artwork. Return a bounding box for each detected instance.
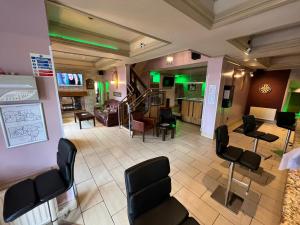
[0,103,48,148]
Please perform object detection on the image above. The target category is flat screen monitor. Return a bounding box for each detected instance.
[56,73,83,87]
[163,76,175,87]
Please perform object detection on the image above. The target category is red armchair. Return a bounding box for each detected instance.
[131,112,156,142]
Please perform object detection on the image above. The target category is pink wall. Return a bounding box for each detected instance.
[104,65,128,101]
[0,0,63,187]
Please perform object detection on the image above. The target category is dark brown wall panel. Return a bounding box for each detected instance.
[246,70,290,114]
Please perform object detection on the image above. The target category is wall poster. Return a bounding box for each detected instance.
[207,84,217,105]
[30,53,54,77]
[0,103,48,148]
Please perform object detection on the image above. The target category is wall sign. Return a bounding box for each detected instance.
[113,92,122,97]
[259,84,272,94]
[86,79,95,89]
[30,53,54,77]
[207,85,217,105]
[0,103,48,148]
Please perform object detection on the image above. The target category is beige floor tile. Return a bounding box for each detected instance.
[58,208,84,225]
[173,171,206,197]
[74,163,92,184]
[112,207,130,225]
[90,164,113,187]
[171,177,183,195]
[84,153,103,169]
[82,202,114,225]
[101,154,121,170]
[254,205,281,225]
[175,188,218,225]
[213,215,234,225]
[172,160,200,177]
[77,179,103,212]
[110,166,126,190]
[250,218,264,225]
[100,181,127,215]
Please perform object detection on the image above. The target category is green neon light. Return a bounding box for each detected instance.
[150,71,160,83]
[105,81,110,93]
[201,82,206,97]
[49,32,118,50]
[175,74,189,84]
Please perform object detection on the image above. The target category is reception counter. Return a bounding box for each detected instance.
[280,119,300,225]
[178,98,203,125]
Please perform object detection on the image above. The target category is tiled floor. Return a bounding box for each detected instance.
[60,115,288,225]
[58,118,286,225]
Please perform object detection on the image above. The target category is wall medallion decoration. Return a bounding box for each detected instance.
[259,84,272,94]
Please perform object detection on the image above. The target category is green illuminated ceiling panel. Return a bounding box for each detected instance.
[49,32,119,50]
[150,71,161,83]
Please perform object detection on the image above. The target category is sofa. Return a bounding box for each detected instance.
[94,99,119,127]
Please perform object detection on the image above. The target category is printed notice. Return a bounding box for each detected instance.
[30,53,54,77]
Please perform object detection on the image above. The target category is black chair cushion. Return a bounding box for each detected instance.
[3,179,38,222]
[221,146,243,162]
[215,125,229,155]
[181,217,201,225]
[239,150,261,171]
[276,112,296,129]
[133,197,188,225]
[260,133,279,142]
[125,157,170,195]
[34,169,67,202]
[128,177,171,222]
[244,130,265,138]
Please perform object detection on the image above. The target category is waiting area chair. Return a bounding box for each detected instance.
[159,107,176,126]
[3,138,77,223]
[211,125,261,213]
[242,115,279,160]
[276,112,296,154]
[124,156,200,225]
[131,111,156,142]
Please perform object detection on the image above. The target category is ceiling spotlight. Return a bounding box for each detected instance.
[166,56,174,64]
[140,42,146,49]
[245,47,252,55]
[250,72,254,77]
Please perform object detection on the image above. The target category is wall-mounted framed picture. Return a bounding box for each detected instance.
[0,103,48,148]
[86,78,95,89]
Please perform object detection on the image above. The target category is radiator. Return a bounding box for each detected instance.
[249,106,277,121]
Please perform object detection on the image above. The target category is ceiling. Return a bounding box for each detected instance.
[47,0,300,71]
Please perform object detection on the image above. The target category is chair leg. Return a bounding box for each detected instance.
[142,132,145,142]
[132,131,134,138]
[225,162,234,206]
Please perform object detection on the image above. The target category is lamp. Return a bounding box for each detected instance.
[110,70,119,89]
[166,56,174,64]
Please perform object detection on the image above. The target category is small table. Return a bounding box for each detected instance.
[74,111,95,129]
[157,123,175,141]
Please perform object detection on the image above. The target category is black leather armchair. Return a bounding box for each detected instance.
[3,138,77,223]
[276,112,296,154]
[124,156,200,225]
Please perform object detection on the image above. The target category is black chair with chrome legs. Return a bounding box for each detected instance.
[211,125,261,214]
[125,156,200,225]
[276,112,296,154]
[3,138,77,223]
[243,115,279,160]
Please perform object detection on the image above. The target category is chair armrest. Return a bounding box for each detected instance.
[132,120,145,132]
[143,117,156,125]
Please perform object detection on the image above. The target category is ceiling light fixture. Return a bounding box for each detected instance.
[166,56,174,64]
[49,32,119,50]
[250,72,254,77]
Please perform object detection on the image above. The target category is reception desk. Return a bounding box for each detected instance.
[179,98,203,125]
[280,119,300,225]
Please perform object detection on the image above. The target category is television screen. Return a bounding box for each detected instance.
[163,76,175,87]
[56,73,83,86]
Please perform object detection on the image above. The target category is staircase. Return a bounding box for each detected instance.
[118,65,163,134]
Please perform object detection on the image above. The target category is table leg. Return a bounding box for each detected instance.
[162,129,166,141]
[74,114,77,123]
[156,127,159,137]
[93,118,96,127]
[79,120,82,129]
[171,128,175,139]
